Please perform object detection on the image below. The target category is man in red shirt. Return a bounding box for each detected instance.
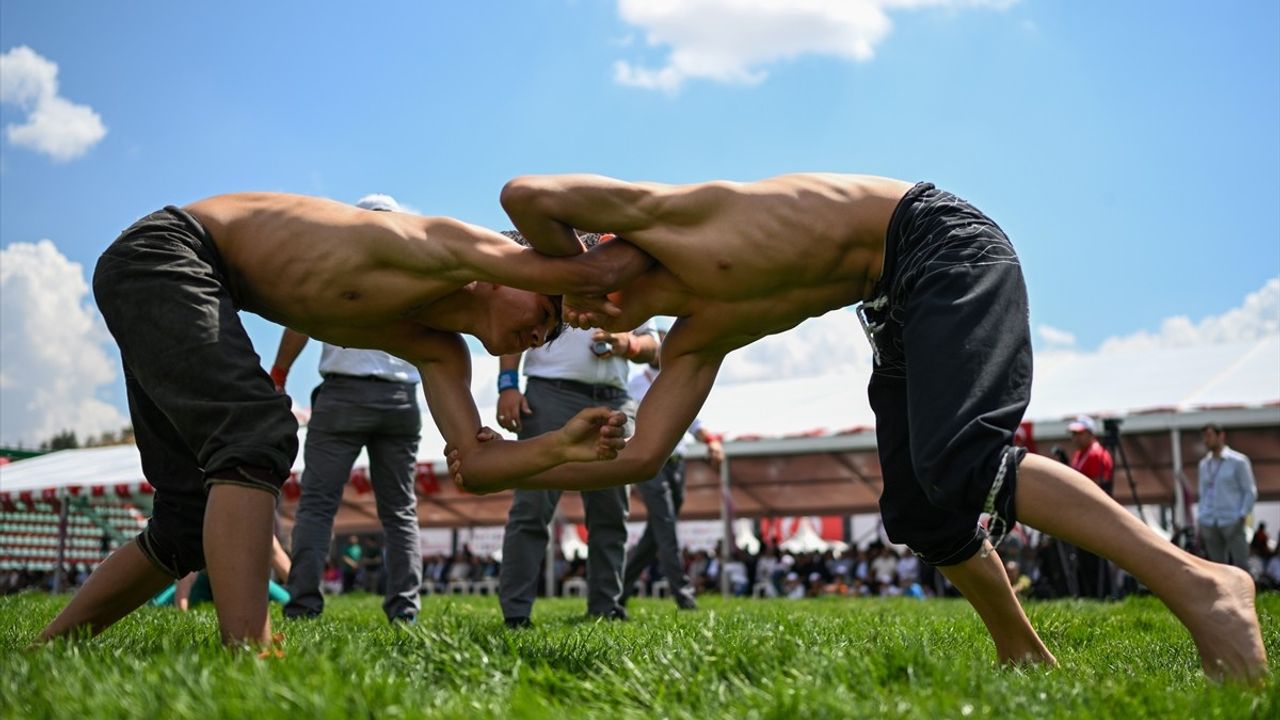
[1068,415,1115,598]
[1069,415,1114,496]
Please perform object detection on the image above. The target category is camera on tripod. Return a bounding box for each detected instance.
[1101,418,1123,449]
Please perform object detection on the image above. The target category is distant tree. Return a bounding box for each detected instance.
[41,430,80,451]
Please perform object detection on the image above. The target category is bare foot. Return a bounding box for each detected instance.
[998,645,1059,666]
[1172,560,1268,683]
[997,640,1058,669]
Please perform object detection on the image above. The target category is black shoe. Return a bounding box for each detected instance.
[283,610,321,621]
[588,607,629,622]
[505,616,533,629]
[389,613,417,626]
[674,589,698,610]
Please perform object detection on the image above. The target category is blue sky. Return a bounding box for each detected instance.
[1,1,1278,445]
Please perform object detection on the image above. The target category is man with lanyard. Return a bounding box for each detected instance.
[272,194,425,624]
[620,324,723,611]
[494,232,658,627]
[1198,423,1257,571]
[1067,415,1115,598]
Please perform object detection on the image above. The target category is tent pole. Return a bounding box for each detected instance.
[546,508,560,598]
[53,488,69,593]
[719,454,732,599]
[1170,427,1186,533]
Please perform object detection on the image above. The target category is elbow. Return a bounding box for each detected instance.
[628,453,666,485]
[453,446,502,495]
[500,176,546,216]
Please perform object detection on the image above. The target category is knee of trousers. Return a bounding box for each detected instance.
[203,440,298,494]
[912,444,1023,522]
[878,501,986,567]
[136,500,208,578]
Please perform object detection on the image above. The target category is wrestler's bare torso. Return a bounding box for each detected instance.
[591,174,914,357]
[185,193,483,356]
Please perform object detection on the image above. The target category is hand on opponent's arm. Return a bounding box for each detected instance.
[450,345,723,494]
[448,408,628,494]
[417,332,627,495]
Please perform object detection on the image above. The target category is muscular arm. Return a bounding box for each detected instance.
[441,218,654,298]
[457,347,723,494]
[417,332,624,486]
[501,174,665,248]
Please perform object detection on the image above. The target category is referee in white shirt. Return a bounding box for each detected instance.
[494,239,657,626]
[271,194,424,624]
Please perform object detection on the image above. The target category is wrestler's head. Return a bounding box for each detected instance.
[472,284,564,355]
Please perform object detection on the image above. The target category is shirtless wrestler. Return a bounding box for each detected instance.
[451,173,1267,683]
[34,192,628,648]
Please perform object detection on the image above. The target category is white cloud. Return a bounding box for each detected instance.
[1096,278,1279,355]
[613,0,1016,92]
[0,46,106,162]
[1037,324,1077,347]
[0,241,126,446]
[718,308,873,384]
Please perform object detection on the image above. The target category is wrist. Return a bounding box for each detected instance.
[497,369,520,393]
[269,365,288,389]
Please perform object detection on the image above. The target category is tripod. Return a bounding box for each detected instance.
[1093,418,1142,599]
[1100,418,1142,517]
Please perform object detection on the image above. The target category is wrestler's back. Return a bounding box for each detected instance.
[629,174,912,302]
[185,193,461,332]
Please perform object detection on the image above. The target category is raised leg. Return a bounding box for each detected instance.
[1016,453,1266,682]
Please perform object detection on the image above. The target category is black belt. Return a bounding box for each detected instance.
[527,376,629,401]
[322,373,415,386]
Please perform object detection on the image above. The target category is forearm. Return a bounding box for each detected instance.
[504,447,660,492]
[272,329,309,371]
[455,433,579,493]
[582,240,656,293]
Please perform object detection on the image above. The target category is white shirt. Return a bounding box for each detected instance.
[1197,446,1257,527]
[319,344,420,384]
[522,322,653,388]
[627,366,704,456]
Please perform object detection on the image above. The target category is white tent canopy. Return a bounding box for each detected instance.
[3,336,1278,500]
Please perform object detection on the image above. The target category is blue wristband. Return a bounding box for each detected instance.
[497,370,520,393]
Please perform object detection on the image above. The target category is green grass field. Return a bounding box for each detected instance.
[1,592,1276,719]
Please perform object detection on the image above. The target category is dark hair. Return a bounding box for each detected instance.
[1202,423,1226,434]
[545,296,565,345]
[499,229,602,249]
[501,229,586,346]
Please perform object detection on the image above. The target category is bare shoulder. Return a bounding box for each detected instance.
[185,192,354,225]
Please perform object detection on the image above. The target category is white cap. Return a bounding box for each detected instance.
[1068,415,1097,434]
[355,194,401,212]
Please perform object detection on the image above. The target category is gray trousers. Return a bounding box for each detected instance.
[285,376,423,620]
[1202,519,1250,571]
[622,458,695,605]
[500,378,635,619]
